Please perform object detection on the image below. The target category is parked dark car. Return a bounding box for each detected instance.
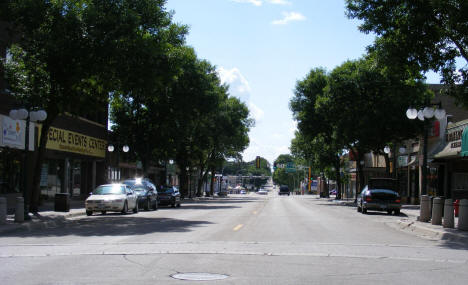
[279,185,290,196]
[122,178,157,192]
[133,186,158,211]
[357,186,401,215]
[122,178,158,211]
[158,186,181,207]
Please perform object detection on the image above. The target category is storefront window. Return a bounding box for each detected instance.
[0,148,21,194]
[40,160,62,198]
[71,160,81,196]
[453,173,468,191]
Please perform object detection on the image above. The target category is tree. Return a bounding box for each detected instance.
[290,68,344,198]
[2,0,186,212]
[272,154,304,191]
[290,57,431,198]
[319,57,430,193]
[346,0,468,107]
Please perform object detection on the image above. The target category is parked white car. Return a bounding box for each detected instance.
[85,184,138,216]
[257,189,268,195]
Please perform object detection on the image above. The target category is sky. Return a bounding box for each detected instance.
[165,0,440,165]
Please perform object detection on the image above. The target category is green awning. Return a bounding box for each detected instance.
[461,127,468,157]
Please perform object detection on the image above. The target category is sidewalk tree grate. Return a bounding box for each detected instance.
[170,272,229,281]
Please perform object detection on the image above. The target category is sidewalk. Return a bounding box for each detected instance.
[327,197,468,244]
[0,198,86,234]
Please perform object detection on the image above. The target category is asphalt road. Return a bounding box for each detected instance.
[1,190,467,284]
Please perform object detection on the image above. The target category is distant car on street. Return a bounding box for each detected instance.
[85,184,138,216]
[278,185,290,196]
[357,186,401,215]
[158,186,181,208]
[257,189,268,195]
[329,189,337,195]
[240,190,247,194]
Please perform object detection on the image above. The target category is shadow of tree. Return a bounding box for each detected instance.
[2,216,214,238]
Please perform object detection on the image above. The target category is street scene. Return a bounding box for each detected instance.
[1,0,468,284]
[1,188,468,284]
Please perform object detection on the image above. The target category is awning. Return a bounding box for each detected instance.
[407,157,418,166]
[434,142,461,159]
[461,127,468,157]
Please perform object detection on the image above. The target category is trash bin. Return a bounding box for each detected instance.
[55,193,70,212]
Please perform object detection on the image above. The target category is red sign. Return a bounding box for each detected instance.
[429,121,440,138]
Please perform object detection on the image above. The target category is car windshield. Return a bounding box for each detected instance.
[160,187,174,193]
[133,188,147,194]
[369,189,398,195]
[122,178,143,187]
[93,185,126,195]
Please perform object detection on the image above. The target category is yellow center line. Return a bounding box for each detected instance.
[233,224,244,231]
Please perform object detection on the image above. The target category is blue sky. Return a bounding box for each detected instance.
[166,0,439,164]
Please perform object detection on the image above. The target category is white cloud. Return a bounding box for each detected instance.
[248,102,264,121]
[242,138,290,163]
[267,0,291,5]
[271,11,306,25]
[218,67,251,102]
[217,66,264,122]
[231,0,291,6]
[289,120,298,135]
[232,0,262,6]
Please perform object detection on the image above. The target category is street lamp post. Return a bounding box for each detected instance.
[107,143,129,181]
[9,108,47,219]
[406,105,445,196]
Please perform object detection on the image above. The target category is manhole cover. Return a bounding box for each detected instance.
[171,272,229,281]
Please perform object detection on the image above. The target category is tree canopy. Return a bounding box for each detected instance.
[346,0,468,107]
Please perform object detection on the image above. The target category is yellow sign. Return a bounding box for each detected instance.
[46,127,107,158]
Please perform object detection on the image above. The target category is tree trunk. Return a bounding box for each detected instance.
[383,153,390,177]
[335,157,342,200]
[196,166,205,197]
[209,167,215,197]
[179,167,188,198]
[30,114,55,213]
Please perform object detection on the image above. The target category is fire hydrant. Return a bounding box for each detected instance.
[454,199,460,217]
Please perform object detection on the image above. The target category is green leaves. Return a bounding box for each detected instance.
[346,0,468,107]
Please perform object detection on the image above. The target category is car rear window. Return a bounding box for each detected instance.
[93,185,126,195]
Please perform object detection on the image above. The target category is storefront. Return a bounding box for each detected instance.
[40,122,108,199]
[434,119,468,199]
[0,114,36,212]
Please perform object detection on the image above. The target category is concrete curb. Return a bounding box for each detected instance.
[387,218,468,244]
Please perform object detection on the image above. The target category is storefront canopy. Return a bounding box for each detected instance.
[434,142,460,159]
[462,127,468,157]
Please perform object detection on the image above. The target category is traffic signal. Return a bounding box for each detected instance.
[273,162,277,170]
[255,156,260,168]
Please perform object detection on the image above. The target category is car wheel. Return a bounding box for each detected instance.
[133,202,139,213]
[101,211,106,215]
[145,199,150,211]
[152,200,158,211]
[86,210,93,216]
[362,204,367,214]
[121,201,128,214]
[394,209,400,215]
[357,205,361,212]
[177,202,181,208]
[387,210,393,215]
